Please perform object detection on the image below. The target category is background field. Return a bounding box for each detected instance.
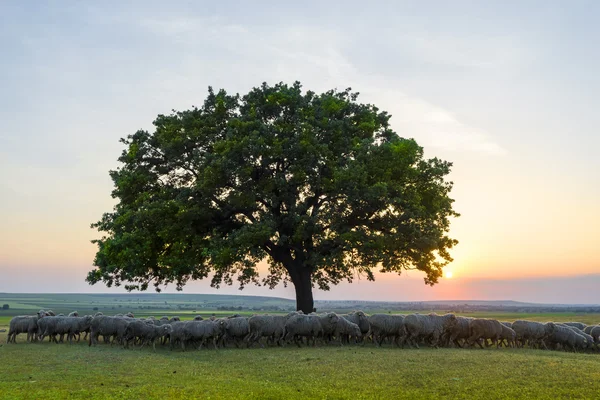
[1,293,599,399]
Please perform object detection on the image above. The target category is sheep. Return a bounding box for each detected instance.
[7,315,43,343]
[341,311,370,338]
[583,325,595,335]
[368,314,407,347]
[318,313,340,344]
[88,316,132,346]
[183,320,225,350]
[561,322,587,331]
[193,315,204,321]
[46,310,56,316]
[499,324,517,348]
[38,316,63,343]
[123,320,173,352]
[168,321,189,350]
[500,322,513,329]
[157,317,182,345]
[68,311,79,317]
[560,325,596,350]
[590,326,600,344]
[222,317,249,348]
[283,314,326,347]
[42,316,93,344]
[467,318,504,348]
[511,320,554,349]
[443,316,473,348]
[36,316,54,342]
[246,312,300,347]
[547,324,590,352]
[125,312,135,318]
[404,313,455,348]
[574,329,595,350]
[334,317,362,345]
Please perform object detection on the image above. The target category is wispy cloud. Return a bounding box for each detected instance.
[131,15,506,156]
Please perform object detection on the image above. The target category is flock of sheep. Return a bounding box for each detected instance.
[5,309,600,353]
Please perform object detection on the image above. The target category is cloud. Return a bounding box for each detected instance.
[130,15,506,156]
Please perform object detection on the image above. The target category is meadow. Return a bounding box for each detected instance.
[1,294,600,399]
[1,329,600,399]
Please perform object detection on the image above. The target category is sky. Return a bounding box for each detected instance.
[0,1,598,304]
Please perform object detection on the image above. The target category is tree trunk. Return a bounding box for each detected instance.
[289,265,314,314]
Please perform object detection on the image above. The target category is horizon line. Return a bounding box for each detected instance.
[1,292,599,307]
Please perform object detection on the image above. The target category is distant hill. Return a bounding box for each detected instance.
[0,293,599,316]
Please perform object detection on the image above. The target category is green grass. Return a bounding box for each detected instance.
[1,330,599,399]
[2,309,600,399]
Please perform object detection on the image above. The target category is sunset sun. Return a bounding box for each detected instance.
[444,270,454,279]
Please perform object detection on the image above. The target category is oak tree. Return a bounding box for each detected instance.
[88,82,459,313]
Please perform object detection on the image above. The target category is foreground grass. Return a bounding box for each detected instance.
[1,332,599,399]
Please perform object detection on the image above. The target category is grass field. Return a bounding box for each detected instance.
[1,330,599,399]
[2,294,600,399]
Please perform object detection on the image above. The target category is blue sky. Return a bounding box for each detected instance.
[0,1,598,303]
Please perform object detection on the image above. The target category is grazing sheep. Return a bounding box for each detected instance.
[467,318,504,348]
[88,316,132,346]
[283,314,325,347]
[334,317,362,345]
[42,316,93,344]
[341,311,370,337]
[125,312,135,318]
[583,325,595,335]
[223,317,249,348]
[68,311,79,317]
[318,313,340,344]
[547,324,590,352]
[560,325,596,350]
[368,314,407,347]
[7,315,43,343]
[246,312,300,347]
[183,320,225,350]
[404,313,455,348]
[511,321,554,349]
[157,317,182,345]
[36,316,54,342]
[168,321,190,350]
[39,316,69,343]
[443,316,473,348]
[499,324,517,348]
[123,320,173,352]
[590,326,600,344]
[561,322,587,331]
[193,315,204,321]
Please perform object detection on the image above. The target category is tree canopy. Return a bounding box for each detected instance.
[88,81,459,313]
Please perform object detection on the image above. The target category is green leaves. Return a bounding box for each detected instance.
[89,81,458,297]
